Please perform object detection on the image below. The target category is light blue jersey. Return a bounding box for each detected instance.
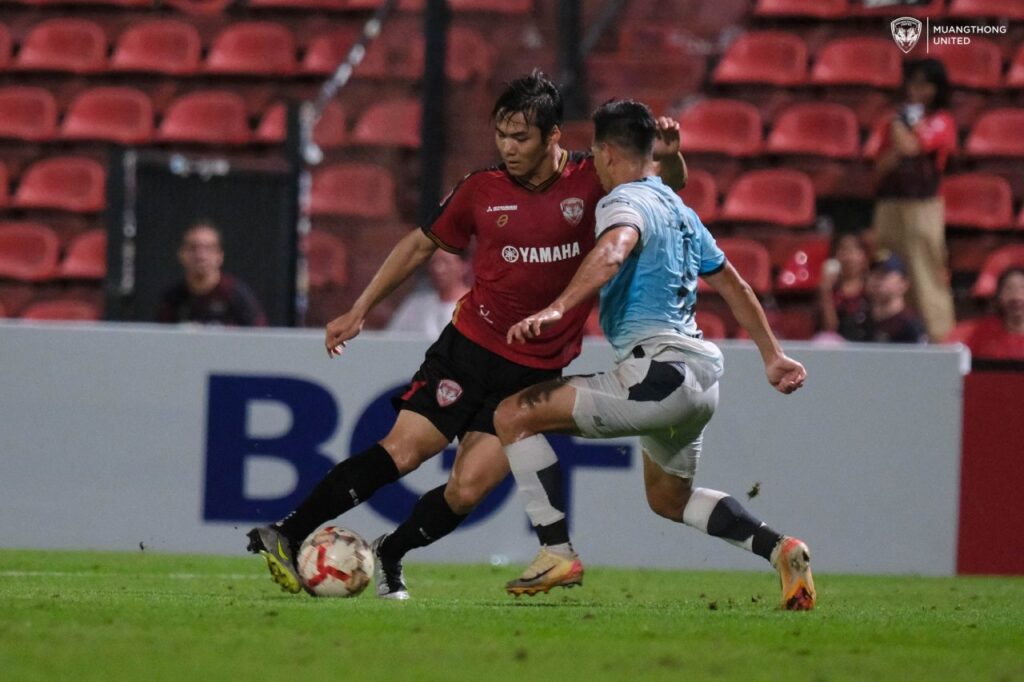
[595,176,726,370]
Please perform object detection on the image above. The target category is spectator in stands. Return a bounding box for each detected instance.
[817,232,871,342]
[957,267,1024,360]
[860,254,926,344]
[157,221,267,327]
[866,58,957,343]
[387,249,471,337]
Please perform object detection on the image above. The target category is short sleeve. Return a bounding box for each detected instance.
[423,174,477,253]
[595,193,643,240]
[696,219,726,275]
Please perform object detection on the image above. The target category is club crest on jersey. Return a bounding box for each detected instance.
[436,379,463,407]
[560,198,584,226]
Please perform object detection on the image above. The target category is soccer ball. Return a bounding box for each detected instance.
[297,526,374,597]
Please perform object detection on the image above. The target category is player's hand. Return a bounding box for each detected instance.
[507,307,563,344]
[325,310,365,358]
[653,116,681,160]
[765,354,806,395]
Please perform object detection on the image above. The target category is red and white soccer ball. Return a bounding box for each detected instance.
[297,526,374,597]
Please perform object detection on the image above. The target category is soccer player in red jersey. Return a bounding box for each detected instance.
[247,72,686,598]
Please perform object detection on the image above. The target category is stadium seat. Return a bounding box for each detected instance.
[447,26,495,83]
[929,38,1003,90]
[111,20,202,75]
[972,245,1024,297]
[678,170,718,224]
[702,238,772,295]
[302,27,361,76]
[163,0,232,15]
[310,164,396,218]
[157,91,250,146]
[753,0,848,19]
[696,310,727,339]
[965,109,1024,157]
[345,0,425,8]
[775,237,830,292]
[0,222,60,281]
[854,0,944,16]
[306,231,348,288]
[352,99,421,148]
[941,174,1015,230]
[57,229,106,280]
[679,100,763,157]
[0,87,57,142]
[256,102,348,148]
[720,169,816,228]
[766,102,860,159]
[0,23,10,70]
[810,38,903,89]
[205,22,297,76]
[61,87,154,145]
[15,19,107,74]
[712,31,808,87]
[949,0,1024,19]
[20,299,101,322]
[248,0,346,8]
[448,0,531,11]
[55,0,151,6]
[1008,46,1024,88]
[14,157,106,213]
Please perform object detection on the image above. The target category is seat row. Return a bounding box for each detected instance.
[1,0,531,12]
[0,19,494,81]
[0,87,421,147]
[754,0,1024,20]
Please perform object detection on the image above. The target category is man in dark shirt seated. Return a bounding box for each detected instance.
[157,221,267,327]
[861,254,926,344]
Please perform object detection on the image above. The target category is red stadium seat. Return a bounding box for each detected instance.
[972,245,1024,297]
[53,0,151,6]
[111,20,202,75]
[929,38,1003,90]
[775,237,830,292]
[163,0,232,15]
[965,109,1024,157]
[21,299,101,322]
[767,102,859,159]
[57,229,107,280]
[720,169,816,228]
[0,222,60,281]
[754,0,848,19]
[0,23,11,70]
[249,0,346,8]
[205,22,297,76]
[306,231,348,288]
[696,311,727,339]
[811,38,903,89]
[0,87,57,141]
[352,99,421,148]
[16,19,106,74]
[447,26,495,83]
[346,0,425,8]
[448,0,531,12]
[712,31,808,87]
[256,102,347,148]
[14,157,106,213]
[706,238,772,294]
[310,164,396,219]
[854,0,944,16]
[61,87,154,145]
[1008,46,1024,88]
[157,91,250,146]
[679,99,763,157]
[949,0,1024,19]
[358,25,425,80]
[941,174,1015,230]
[678,170,718,224]
[302,27,361,76]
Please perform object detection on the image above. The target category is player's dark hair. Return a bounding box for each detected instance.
[491,70,563,141]
[182,219,222,247]
[592,99,657,158]
[905,58,950,111]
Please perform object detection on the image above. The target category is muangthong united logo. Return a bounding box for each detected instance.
[891,17,922,54]
[560,198,584,226]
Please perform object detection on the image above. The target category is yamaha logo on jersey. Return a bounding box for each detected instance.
[501,246,520,263]
[502,242,581,264]
[560,198,584,226]
[436,379,463,407]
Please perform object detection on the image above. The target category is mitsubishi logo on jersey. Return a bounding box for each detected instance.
[486,204,518,213]
[502,242,582,264]
[560,198,584,226]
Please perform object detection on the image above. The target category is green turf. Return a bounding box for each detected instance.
[0,550,1021,682]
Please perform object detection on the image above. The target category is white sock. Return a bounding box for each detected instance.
[505,434,564,528]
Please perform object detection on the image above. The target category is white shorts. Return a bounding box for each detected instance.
[568,344,719,478]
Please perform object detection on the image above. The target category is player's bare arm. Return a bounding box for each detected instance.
[652,116,687,191]
[325,229,438,357]
[702,263,806,394]
[507,226,639,344]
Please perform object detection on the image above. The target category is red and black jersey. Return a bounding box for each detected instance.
[423,151,604,369]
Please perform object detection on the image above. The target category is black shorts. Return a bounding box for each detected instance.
[392,324,562,442]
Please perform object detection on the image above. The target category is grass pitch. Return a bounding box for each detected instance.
[1,550,1021,682]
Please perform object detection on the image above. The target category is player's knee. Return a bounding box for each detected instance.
[443,474,489,515]
[493,397,533,445]
[378,439,430,475]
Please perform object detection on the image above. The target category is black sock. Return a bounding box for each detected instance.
[706,496,783,561]
[536,518,570,546]
[278,444,399,543]
[378,485,467,562]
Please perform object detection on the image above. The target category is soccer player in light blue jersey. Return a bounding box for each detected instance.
[493,100,816,610]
